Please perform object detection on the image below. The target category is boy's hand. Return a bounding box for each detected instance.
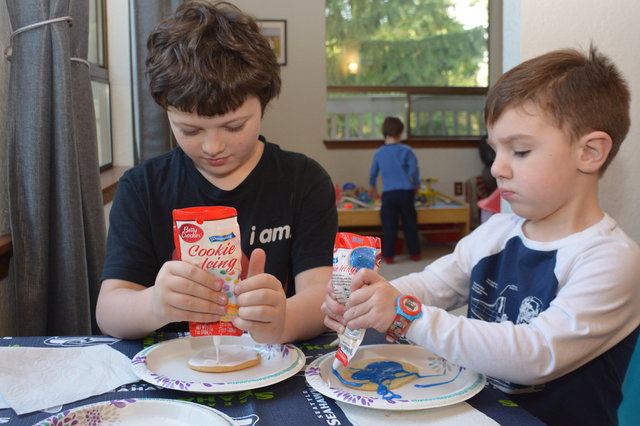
[369,186,379,200]
[321,280,348,333]
[151,260,227,324]
[342,268,401,333]
[232,249,287,343]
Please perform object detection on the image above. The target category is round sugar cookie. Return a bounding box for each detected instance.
[339,357,419,391]
[188,345,261,373]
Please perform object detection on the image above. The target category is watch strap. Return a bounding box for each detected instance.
[385,295,422,343]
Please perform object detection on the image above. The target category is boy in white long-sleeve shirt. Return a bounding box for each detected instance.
[322,46,640,426]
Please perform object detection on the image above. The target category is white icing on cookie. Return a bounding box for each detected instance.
[189,345,258,368]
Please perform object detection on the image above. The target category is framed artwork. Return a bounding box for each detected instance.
[258,20,287,65]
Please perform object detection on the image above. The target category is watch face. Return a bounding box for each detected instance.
[401,296,421,315]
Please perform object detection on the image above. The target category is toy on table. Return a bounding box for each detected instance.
[417,177,439,206]
[416,177,455,207]
[338,183,376,209]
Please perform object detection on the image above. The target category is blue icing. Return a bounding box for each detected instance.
[349,246,377,271]
[332,360,464,400]
[332,360,425,400]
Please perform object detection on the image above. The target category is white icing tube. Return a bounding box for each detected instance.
[331,233,381,369]
[173,206,244,337]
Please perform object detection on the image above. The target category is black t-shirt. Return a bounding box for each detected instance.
[102,138,337,301]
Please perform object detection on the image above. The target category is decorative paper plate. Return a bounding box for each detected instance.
[33,398,235,425]
[131,334,305,393]
[305,344,485,410]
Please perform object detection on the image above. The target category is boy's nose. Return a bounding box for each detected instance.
[490,154,511,180]
[201,134,225,156]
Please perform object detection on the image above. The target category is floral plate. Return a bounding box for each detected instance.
[33,398,235,425]
[131,334,305,393]
[305,344,485,410]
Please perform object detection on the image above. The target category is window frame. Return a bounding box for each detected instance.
[324,0,495,148]
[89,0,113,171]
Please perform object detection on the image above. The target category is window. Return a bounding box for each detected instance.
[325,0,489,142]
[88,0,112,170]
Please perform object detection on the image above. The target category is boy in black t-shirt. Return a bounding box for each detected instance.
[96,1,337,343]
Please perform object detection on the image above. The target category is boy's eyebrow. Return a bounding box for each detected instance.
[169,113,252,127]
[492,134,532,145]
[219,114,252,125]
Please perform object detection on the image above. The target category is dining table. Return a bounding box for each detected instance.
[0,329,546,425]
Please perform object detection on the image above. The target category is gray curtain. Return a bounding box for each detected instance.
[5,0,105,335]
[130,0,181,163]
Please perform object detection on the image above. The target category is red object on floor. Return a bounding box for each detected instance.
[410,255,420,261]
[477,188,501,213]
[384,257,394,264]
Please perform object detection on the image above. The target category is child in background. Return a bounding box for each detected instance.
[369,117,421,264]
[96,0,337,343]
[323,46,640,425]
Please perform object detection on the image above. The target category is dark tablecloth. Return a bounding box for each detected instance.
[0,331,545,425]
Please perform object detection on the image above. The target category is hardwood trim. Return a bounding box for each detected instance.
[100,166,128,205]
[0,234,11,280]
[324,136,481,149]
[327,86,488,95]
[0,234,11,258]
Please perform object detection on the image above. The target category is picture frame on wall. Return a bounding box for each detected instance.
[257,20,287,65]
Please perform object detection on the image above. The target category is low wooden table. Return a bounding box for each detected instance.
[338,191,470,238]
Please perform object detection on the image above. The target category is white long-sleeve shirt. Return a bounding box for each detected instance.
[392,213,640,390]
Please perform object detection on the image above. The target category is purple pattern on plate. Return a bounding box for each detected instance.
[35,399,137,426]
[150,373,194,390]
[149,373,224,389]
[256,343,289,361]
[131,355,146,366]
[331,387,376,406]
[306,366,321,377]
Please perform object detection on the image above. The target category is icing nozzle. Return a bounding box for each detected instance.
[332,357,343,372]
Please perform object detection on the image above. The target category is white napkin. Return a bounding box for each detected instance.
[338,401,500,426]
[0,344,139,415]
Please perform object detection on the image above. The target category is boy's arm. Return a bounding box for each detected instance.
[96,260,227,339]
[394,228,640,385]
[96,279,164,339]
[284,265,332,342]
[368,154,380,187]
[408,150,420,186]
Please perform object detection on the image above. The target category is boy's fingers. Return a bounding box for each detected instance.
[247,248,266,278]
[350,268,378,292]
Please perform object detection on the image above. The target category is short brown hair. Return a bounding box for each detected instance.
[146,0,281,116]
[382,116,404,138]
[484,46,630,173]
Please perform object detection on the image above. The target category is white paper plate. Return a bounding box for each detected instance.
[33,398,235,425]
[305,344,485,410]
[131,335,305,393]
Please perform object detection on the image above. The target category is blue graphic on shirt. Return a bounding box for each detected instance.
[468,236,559,392]
[469,237,558,324]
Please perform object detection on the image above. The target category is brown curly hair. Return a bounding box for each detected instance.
[145,0,281,117]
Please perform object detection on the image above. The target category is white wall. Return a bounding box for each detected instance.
[520,0,640,243]
[106,0,134,167]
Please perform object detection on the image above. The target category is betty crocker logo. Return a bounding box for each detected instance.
[179,223,204,243]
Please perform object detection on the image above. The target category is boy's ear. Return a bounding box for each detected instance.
[577,131,612,174]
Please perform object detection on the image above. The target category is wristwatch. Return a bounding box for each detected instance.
[385,295,423,343]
